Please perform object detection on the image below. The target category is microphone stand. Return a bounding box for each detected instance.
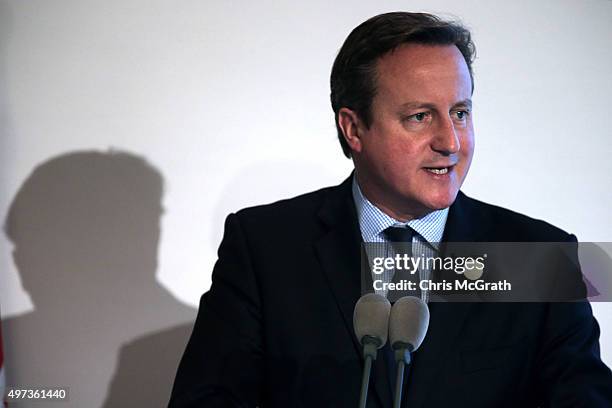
[392,342,413,408]
[358,335,381,408]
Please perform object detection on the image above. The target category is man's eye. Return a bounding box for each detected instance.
[406,112,429,122]
[453,110,470,120]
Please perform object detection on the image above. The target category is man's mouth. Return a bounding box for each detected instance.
[425,167,449,175]
[424,165,454,175]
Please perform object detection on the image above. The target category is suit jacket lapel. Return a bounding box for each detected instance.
[314,176,393,407]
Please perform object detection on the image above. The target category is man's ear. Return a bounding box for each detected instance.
[338,107,365,154]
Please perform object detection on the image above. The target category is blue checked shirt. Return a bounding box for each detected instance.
[352,176,449,303]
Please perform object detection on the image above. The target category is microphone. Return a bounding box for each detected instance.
[389,296,430,408]
[353,293,391,408]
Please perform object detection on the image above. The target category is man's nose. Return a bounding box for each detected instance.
[431,116,460,156]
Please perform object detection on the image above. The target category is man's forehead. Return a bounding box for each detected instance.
[376,43,468,76]
[372,44,472,103]
[399,99,473,110]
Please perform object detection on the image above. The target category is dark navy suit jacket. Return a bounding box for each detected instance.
[169,176,612,407]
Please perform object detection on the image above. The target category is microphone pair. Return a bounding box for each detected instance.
[353,294,430,408]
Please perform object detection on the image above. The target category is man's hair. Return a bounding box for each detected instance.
[330,12,476,158]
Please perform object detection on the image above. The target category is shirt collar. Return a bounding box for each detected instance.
[351,175,449,245]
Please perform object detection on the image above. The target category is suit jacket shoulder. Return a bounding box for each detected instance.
[234,185,331,228]
[231,177,358,245]
[447,191,575,242]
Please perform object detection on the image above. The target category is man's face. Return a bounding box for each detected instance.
[346,44,474,220]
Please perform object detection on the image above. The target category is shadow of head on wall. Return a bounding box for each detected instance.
[6,150,164,307]
[4,150,195,407]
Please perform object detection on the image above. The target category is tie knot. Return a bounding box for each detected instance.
[383,226,415,243]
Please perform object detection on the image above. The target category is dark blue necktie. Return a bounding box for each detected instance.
[381,226,417,400]
[383,225,415,245]
[384,226,419,302]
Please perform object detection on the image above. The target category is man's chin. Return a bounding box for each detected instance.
[422,190,459,212]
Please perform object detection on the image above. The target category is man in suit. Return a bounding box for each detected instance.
[169,12,612,407]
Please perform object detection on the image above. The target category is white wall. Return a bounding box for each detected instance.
[1,1,610,406]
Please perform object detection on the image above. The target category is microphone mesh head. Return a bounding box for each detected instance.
[353,293,391,347]
[389,296,430,351]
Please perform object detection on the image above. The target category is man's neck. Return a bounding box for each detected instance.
[355,173,434,222]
